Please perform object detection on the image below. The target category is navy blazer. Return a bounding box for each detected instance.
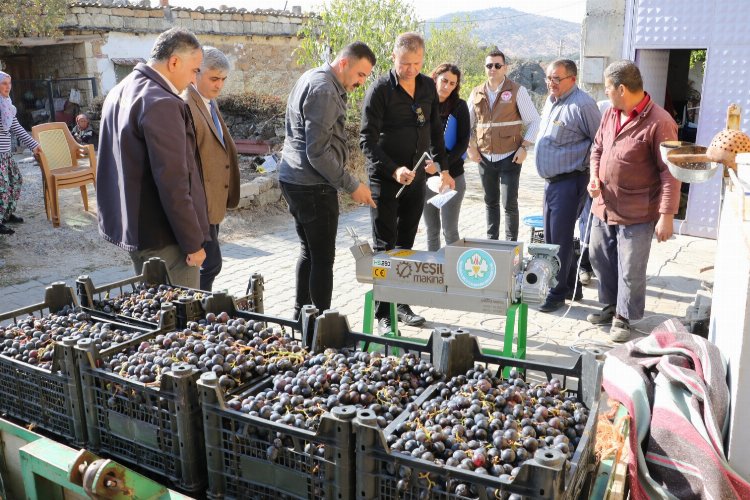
[97,63,210,254]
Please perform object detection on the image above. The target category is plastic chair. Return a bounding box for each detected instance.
[31,122,96,227]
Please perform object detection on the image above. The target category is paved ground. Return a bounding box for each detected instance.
[0,154,716,366]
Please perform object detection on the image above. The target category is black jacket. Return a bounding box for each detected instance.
[360,70,446,183]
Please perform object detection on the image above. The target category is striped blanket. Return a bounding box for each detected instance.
[602,319,750,499]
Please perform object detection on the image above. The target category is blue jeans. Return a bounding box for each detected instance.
[543,174,588,301]
[422,173,466,251]
[478,155,521,241]
[200,224,222,291]
[280,182,339,315]
[589,216,656,321]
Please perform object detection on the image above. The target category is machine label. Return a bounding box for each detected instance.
[372,267,388,279]
[372,259,391,268]
[457,249,497,289]
[394,261,444,284]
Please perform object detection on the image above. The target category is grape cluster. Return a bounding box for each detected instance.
[229,349,443,432]
[103,312,305,389]
[0,306,143,369]
[384,366,589,499]
[94,284,205,322]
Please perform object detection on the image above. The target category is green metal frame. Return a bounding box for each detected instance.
[361,289,527,363]
[0,418,190,500]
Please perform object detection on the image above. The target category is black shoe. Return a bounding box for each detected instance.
[377,316,393,335]
[538,297,565,313]
[4,214,23,224]
[397,304,425,326]
[566,285,583,301]
[0,224,15,235]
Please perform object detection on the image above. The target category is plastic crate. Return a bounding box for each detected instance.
[0,282,157,446]
[76,257,265,327]
[75,304,313,494]
[353,334,604,500]
[198,310,446,500]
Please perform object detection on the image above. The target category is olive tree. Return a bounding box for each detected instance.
[296,0,419,108]
[0,0,67,39]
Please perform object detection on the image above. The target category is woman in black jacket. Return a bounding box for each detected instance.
[423,63,470,251]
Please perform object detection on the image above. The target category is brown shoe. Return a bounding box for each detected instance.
[586,304,615,324]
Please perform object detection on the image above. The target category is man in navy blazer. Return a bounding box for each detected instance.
[97,27,210,288]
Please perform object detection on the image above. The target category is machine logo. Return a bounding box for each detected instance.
[457,249,496,289]
[396,261,413,278]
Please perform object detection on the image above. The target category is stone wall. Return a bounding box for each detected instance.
[59,3,311,96]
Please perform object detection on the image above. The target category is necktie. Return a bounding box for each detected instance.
[210,100,224,146]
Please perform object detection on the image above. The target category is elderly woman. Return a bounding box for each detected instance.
[0,71,40,235]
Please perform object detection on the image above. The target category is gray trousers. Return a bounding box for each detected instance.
[422,173,466,251]
[589,216,655,321]
[129,243,199,289]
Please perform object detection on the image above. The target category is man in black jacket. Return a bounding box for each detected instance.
[360,32,453,330]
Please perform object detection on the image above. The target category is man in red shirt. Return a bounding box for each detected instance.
[587,60,680,342]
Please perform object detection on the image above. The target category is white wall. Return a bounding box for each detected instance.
[98,32,159,93]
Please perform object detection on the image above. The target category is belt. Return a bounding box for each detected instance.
[546,169,589,184]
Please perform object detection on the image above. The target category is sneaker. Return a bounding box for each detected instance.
[397,304,425,326]
[377,316,393,335]
[610,317,631,343]
[566,285,583,301]
[578,270,592,286]
[586,304,616,325]
[538,297,565,313]
[0,224,14,235]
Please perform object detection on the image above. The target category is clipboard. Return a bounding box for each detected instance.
[395,151,433,198]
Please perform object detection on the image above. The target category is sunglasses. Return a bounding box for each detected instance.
[412,104,426,128]
[485,63,505,70]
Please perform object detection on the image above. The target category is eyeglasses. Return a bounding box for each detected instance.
[545,75,573,85]
[412,104,426,128]
[485,63,505,70]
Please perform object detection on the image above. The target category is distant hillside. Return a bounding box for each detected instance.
[425,7,580,61]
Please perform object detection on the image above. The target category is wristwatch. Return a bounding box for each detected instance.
[519,144,527,151]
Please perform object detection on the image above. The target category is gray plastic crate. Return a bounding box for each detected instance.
[76,257,265,327]
[353,339,604,500]
[0,282,156,446]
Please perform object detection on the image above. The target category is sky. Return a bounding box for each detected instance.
[165,0,586,24]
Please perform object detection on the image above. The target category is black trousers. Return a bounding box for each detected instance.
[199,224,221,291]
[280,181,340,315]
[370,174,425,317]
[478,155,521,241]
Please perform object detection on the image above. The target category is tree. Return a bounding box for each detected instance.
[423,17,486,77]
[296,0,419,108]
[0,0,67,40]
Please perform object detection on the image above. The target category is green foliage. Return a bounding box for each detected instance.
[423,17,486,77]
[689,49,707,71]
[0,0,67,39]
[459,72,486,101]
[296,0,419,107]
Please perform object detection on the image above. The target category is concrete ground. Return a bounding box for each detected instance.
[0,153,716,366]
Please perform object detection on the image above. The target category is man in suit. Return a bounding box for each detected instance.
[182,46,240,291]
[97,27,209,288]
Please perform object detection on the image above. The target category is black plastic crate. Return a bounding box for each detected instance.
[200,376,358,500]
[0,282,157,446]
[353,336,604,500]
[198,310,449,500]
[76,257,265,328]
[75,305,313,494]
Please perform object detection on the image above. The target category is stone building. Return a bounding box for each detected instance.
[0,1,310,128]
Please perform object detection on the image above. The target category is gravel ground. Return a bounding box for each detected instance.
[0,154,288,288]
